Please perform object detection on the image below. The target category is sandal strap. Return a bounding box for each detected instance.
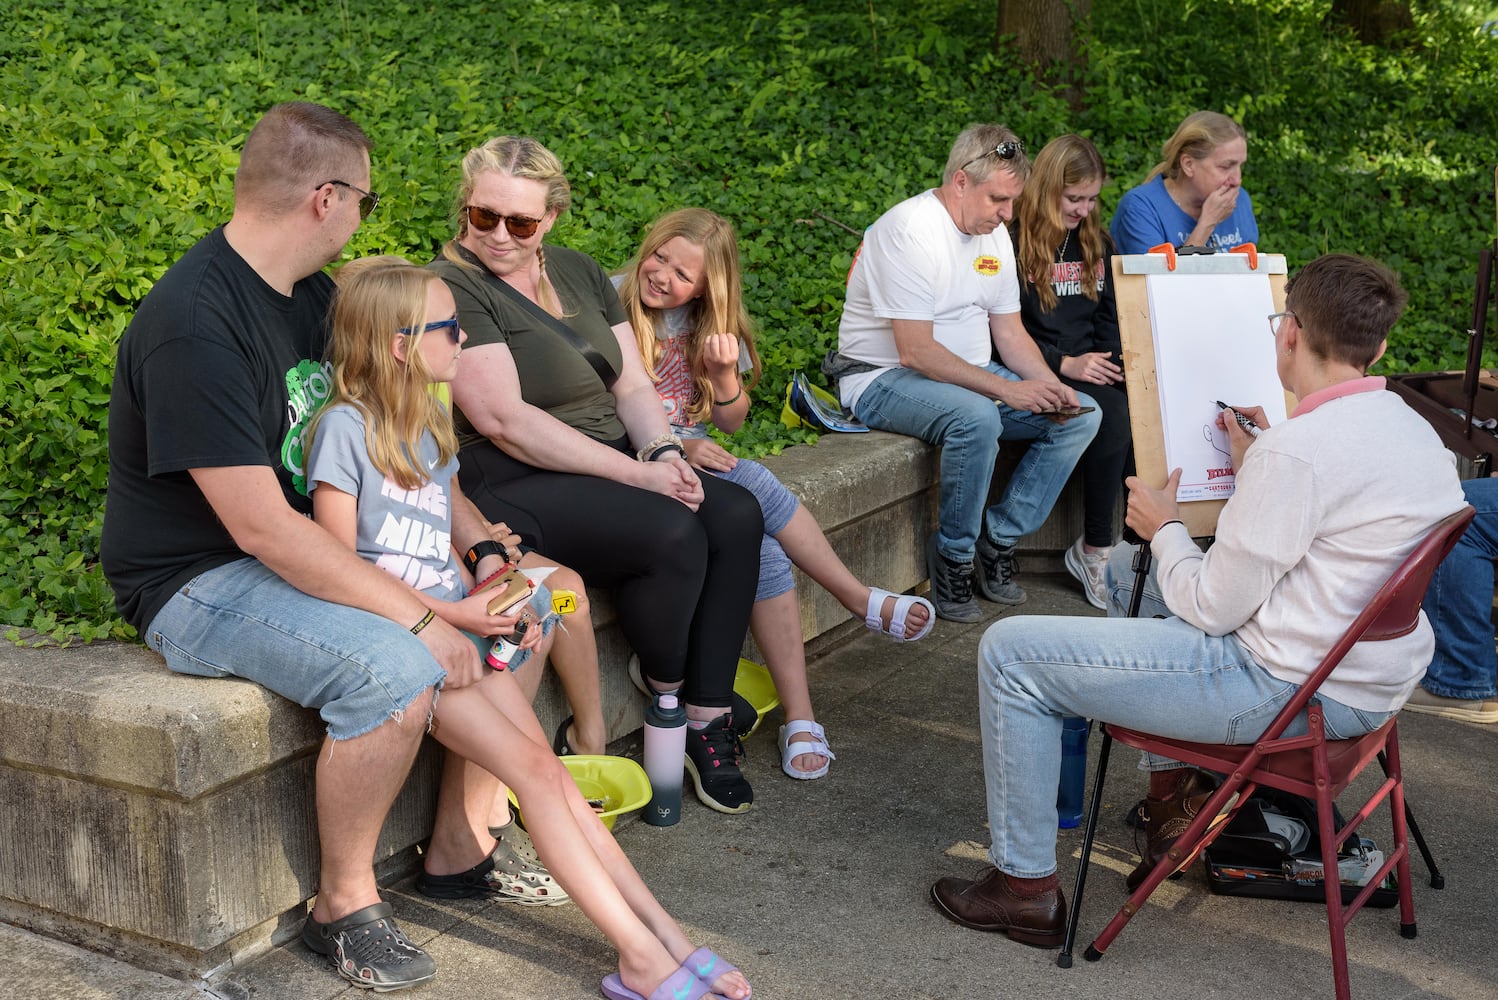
[779,720,834,759]
[864,588,935,642]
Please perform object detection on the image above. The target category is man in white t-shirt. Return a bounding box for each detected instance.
[834,123,1100,622]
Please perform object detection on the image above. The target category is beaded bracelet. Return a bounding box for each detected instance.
[409,609,436,635]
[712,387,743,407]
[636,432,683,462]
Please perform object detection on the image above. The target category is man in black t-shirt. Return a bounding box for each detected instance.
[103,103,483,992]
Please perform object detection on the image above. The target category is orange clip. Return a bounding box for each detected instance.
[1147,242,1178,271]
[1228,242,1260,270]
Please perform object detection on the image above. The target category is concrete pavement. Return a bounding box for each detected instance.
[7,574,1498,999]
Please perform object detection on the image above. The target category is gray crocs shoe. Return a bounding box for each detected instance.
[302,901,436,992]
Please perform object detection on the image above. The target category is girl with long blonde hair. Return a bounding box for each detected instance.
[616,208,935,781]
[306,257,752,1000]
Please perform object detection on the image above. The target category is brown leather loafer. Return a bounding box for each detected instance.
[1125,767,1227,892]
[930,866,1064,948]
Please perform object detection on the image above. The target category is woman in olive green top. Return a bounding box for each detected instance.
[429,136,763,816]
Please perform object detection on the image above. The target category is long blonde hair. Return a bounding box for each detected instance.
[1146,111,1246,182]
[441,135,572,317]
[1014,135,1108,313]
[619,208,761,426]
[307,255,458,491]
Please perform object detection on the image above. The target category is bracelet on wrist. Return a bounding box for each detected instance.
[409,609,436,635]
[1156,518,1184,535]
[712,387,743,407]
[647,443,687,462]
[636,432,683,463]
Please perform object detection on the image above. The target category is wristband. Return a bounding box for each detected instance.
[636,432,683,462]
[712,387,743,407]
[1156,518,1184,534]
[647,443,687,462]
[463,539,506,575]
[409,609,436,635]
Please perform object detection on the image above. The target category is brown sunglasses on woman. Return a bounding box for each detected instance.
[464,205,542,239]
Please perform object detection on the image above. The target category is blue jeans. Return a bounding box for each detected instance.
[147,557,445,740]
[714,456,799,602]
[1423,478,1498,699]
[852,362,1099,562]
[973,544,1392,878]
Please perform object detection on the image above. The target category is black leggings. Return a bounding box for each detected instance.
[1060,377,1134,548]
[457,441,762,709]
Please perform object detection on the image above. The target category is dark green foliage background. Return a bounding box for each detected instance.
[5,0,1497,642]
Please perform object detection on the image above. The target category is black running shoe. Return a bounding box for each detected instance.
[685,713,754,814]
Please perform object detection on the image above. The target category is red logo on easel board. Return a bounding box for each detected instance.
[973,255,1001,275]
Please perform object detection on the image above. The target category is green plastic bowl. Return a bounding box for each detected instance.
[734,658,780,736]
[510,754,651,831]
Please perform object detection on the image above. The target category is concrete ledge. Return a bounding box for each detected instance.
[0,429,1089,977]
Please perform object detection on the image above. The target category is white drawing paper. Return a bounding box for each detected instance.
[1146,273,1288,502]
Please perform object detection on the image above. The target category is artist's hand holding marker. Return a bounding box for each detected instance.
[1216,401,1269,473]
[1125,467,1183,542]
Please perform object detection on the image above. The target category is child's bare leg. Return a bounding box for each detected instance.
[774,505,928,636]
[749,590,825,776]
[523,563,607,755]
[471,674,750,998]
[432,675,692,996]
[483,628,556,830]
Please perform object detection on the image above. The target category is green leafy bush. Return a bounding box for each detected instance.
[5,0,1497,642]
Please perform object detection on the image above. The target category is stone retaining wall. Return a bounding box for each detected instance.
[0,430,1089,977]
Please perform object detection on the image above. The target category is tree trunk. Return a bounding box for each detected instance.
[996,0,1092,72]
[1327,0,1415,46]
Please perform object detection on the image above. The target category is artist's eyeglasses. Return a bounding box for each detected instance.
[1267,311,1296,337]
[397,318,461,344]
[961,140,1025,173]
[464,205,543,239]
[317,180,380,219]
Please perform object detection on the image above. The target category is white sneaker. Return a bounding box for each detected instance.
[1064,537,1110,610]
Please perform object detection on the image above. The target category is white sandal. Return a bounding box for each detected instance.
[778,720,835,780]
[864,588,936,642]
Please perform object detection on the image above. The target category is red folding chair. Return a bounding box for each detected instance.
[1059,505,1475,1000]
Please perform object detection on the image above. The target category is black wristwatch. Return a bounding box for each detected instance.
[463,539,507,575]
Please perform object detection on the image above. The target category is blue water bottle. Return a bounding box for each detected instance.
[1057,716,1090,829]
[642,693,687,827]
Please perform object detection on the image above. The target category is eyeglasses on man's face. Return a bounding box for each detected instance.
[397,317,461,344]
[464,205,542,239]
[317,179,380,219]
[961,140,1025,174]
[1268,311,1296,337]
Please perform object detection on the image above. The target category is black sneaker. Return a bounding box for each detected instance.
[302,901,437,992]
[629,653,759,738]
[975,535,1027,605]
[926,532,981,622]
[685,713,754,814]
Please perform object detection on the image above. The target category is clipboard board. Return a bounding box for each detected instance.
[1115,246,1296,536]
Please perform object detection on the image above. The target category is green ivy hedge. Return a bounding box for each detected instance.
[5,0,1497,642]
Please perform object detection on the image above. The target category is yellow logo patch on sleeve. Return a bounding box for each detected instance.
[973,255,1001,275]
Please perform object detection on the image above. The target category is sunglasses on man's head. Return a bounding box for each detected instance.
[464,205,542,239]
[397,318,461,344]
[317,179,380,219]
[961,140,1025,174]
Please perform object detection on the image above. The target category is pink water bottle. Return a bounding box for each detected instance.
[642,693,686,827]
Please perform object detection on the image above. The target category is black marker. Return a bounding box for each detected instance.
[1215,400,1262,438]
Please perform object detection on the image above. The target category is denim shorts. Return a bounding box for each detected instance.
[146,557,446,741]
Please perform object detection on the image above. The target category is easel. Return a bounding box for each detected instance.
[1114,243,1293,536]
